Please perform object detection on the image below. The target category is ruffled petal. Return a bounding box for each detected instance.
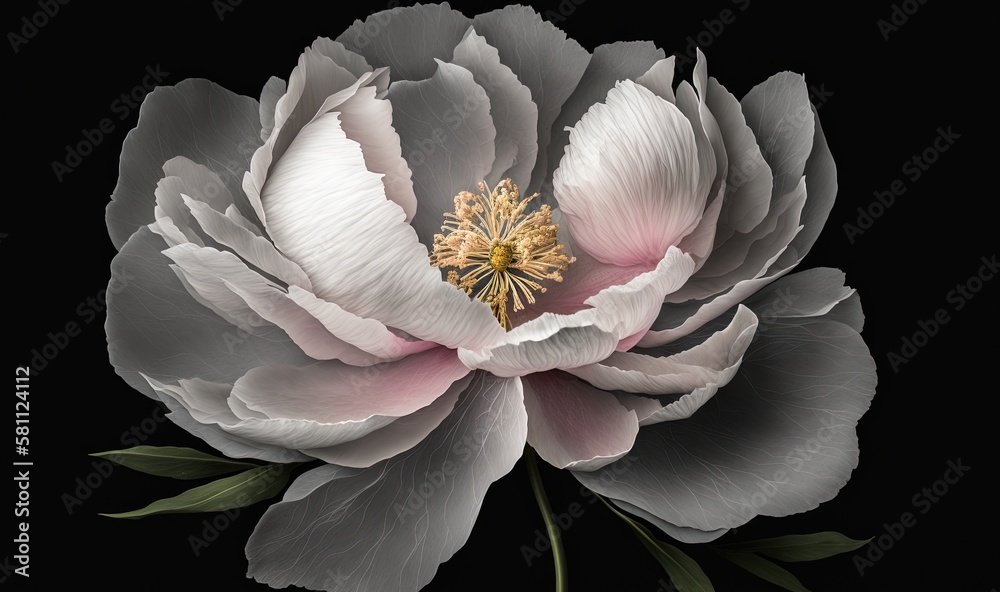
[740,72,815,200]
[388,60,496,247]
[246,372,527,592]
[258,76,286,142]
[568,304,757,402]
[106,79,262,250]
[704,78,771,241]
[575,311,876,532]
[460,247,695,376]
[230,347,468,424]
[260,110,504,350]
[472,5,590,193]
[106,227,314,400]
[450,27,538,187]
[336,3,472,82]
[246,40,416,226]
[302,374,472,468]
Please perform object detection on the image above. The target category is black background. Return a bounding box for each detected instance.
[4,0,997,590]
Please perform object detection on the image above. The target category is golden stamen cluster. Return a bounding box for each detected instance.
[430,179,575,330]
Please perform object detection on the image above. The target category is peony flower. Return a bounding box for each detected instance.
[104,3,876,590]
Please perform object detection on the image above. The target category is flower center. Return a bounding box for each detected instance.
[489,242,514,271]
[430,179,575,330]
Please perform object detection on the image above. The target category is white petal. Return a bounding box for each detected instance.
[547,41,666,199]
[705,77,772,240]
[568,304,757,398]
[302,373,472,468]
[182,195,312,290]
[231,347,468,423]
[636,56,677,103]
[554,80,704,266]
[144,375,307,464]
[106,227,313,397]
[286,285,437,360]
[460,247,695,376]
[164,243,378,365]
[260,110,504,350]
[740,72,814,200]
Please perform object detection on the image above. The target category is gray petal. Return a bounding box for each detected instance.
[472,5,590,195]
[246,372,527,592]
[259,76,286,142]
[450,28,538,187]
[336,3,472,82]
[106,79,262,250]
[388,60,496,248]
[740,72,814,201]
[743,267,855,321]
[156,382,309,464]
[791,106,837,257]
[106,226,313,400]
[575,314,876,532]
[609,497,729,544]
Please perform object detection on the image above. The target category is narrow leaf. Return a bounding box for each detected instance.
[598,494,714,592]
[714,549,810,592]
[717,531,871,562]
[100,464,293,519]
[91,445,258,479]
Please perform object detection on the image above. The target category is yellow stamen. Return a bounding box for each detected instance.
[430,179,575,330]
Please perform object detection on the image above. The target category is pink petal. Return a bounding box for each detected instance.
[523,371,638,471]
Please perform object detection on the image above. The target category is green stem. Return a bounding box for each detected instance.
[524,445,568,592]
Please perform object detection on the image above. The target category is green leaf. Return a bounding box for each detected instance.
[91,446,258,480]
[597,495,714,592]
[713,548,810,592]
[717,532,871,562]
[100,464,294,519]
